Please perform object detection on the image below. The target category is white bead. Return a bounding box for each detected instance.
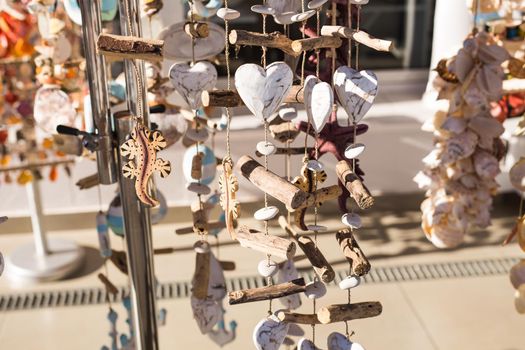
[217,8,240,20]
[257,141,277,156]
[194,240,210,253]
[307,224,327,232]
[308,0,328,9]
[304,280,327,299]
[291,10,316,22]
[279,106,298,121]
[251,4,275,15]
[341,213,361,229]
[187,182,211,195]
[306,160,324,172]
[186,127,209,142]
[254,206,279,221]
[258,260,279,277]
[344,143,365,159]
[338,276,361,290]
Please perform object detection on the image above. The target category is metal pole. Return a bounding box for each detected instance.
[78,0,118,185]
[26,177,48,256]
[115,113,159,350]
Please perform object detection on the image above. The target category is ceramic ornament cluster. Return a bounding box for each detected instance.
[414,32,509,248]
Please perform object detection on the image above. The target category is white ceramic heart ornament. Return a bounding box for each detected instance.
[253,313,290,350]
[169,61,218,110]
[304,75,333,133]
[327,332,365,350]
[298,338,323,350]
[334,67,378,123]
[235,62,293,121]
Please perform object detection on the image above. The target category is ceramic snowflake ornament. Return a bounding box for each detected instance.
[120,124,171,207]
[333,67,378,123]
[235,62,293,121]
[169,61,218,110]
[304,75,333,133]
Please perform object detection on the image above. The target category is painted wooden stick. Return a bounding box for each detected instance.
[236,226,296,259]
[278,216,335,283]
[336,229,371,276]
[229,278,306,305]
[320,26,394,52]
[291,36,342,53]
[317,302,383,324]
[236,155,309,210]
[276,311,321,324]
[202,85,304,108]
[98,273,119,295]
[175,220,226,235]
[229,30,299,57]
[255,147,313,157]
[184,21,209,38]
[97,33,164,62]
[336,160,374,209]
[192,252,210,300]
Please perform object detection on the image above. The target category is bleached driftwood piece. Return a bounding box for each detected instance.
[336,160,374,209]
[336,229,371,276]
[236,226,296,260]
[229,30,298,57]
[276,310,321,324]
[229,278,306,305]
[291,36,342,53]
[97,33,164,62]
[321,26,394,52]
[317,302,382,324]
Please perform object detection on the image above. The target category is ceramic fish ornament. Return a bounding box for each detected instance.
[120,124,171,207]
[253,313,289,350]
[191,297,222,334]
[304,75,333,133]
[169,61,218,110]
[327,332,365,350]
[235,62,293,121]
[334,67,378,123]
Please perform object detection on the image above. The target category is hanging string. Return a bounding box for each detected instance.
[355,6,361,70]
[262,0,267,68]
[347,1,352,66]
[300,0,307,85]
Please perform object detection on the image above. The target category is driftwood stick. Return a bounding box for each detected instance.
[317,302,383,324]
[321,26,394,52]
[276,311,321,324]
[184,21,209,38]
[97,33,164,62]
[191,201,208,234]
[298,185,342,210]
[98,273,119,295]
[76,173,100,190]
[291,36,342,53]
[175,220,226,235]
[202,90,244,107]
[229,30,299,57]
[236,226,296,259]
[219,260,236,271]
[192,252,210,300]
[229,278,306,305]
[154,247,175,255]
[237,155,309,210]
[336,229,371,276]
[269,121,300,143]
[336,160,374,209]
[278,216,335,283]
[283,84,305,104]
[256,147,313,158]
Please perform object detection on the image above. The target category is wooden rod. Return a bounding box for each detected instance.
[98,273,119,295]
[236,226,296,260]
[236,155,309,210]
[276,310,321,324]
[0,158,74,173]
[192,252,210,300]
[321,26,394,52]
[97,33,164,62]
[269,122,300,144]
[336,160,374,210]
[317,302,383,324]
[202,85,304,108]
[291,36,342,53]
[229,30,299,57]
[296,185,342,210]
[278,216,335,283]
[336,229,371,276]
[175,221,226,235]
[229,278,306,305]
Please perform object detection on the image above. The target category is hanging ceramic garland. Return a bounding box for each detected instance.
[414,31,509,248]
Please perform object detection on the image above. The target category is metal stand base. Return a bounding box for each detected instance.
[8,239,85,282]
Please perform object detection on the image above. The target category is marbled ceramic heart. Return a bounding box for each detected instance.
[169,61,217,110]
[304,75,333,133]
[253,314,290,350]
[333,67,378,123]
[298,338,323,350]
[327,332,365,350]
[277,259,301,309]
[235,62,293,121]
[191,297,221,334]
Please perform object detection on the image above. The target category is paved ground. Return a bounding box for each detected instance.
[0,192,523,350]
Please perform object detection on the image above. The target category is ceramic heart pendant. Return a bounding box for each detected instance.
[304,75,333,133]
[327,332,365,350]
[191,297,221,334]
[333,67,378,123]
[253,314,290,350]
[169,61,218,110]
[235,62,293,121]
[277,259,301,310]
[298,338,323,350]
